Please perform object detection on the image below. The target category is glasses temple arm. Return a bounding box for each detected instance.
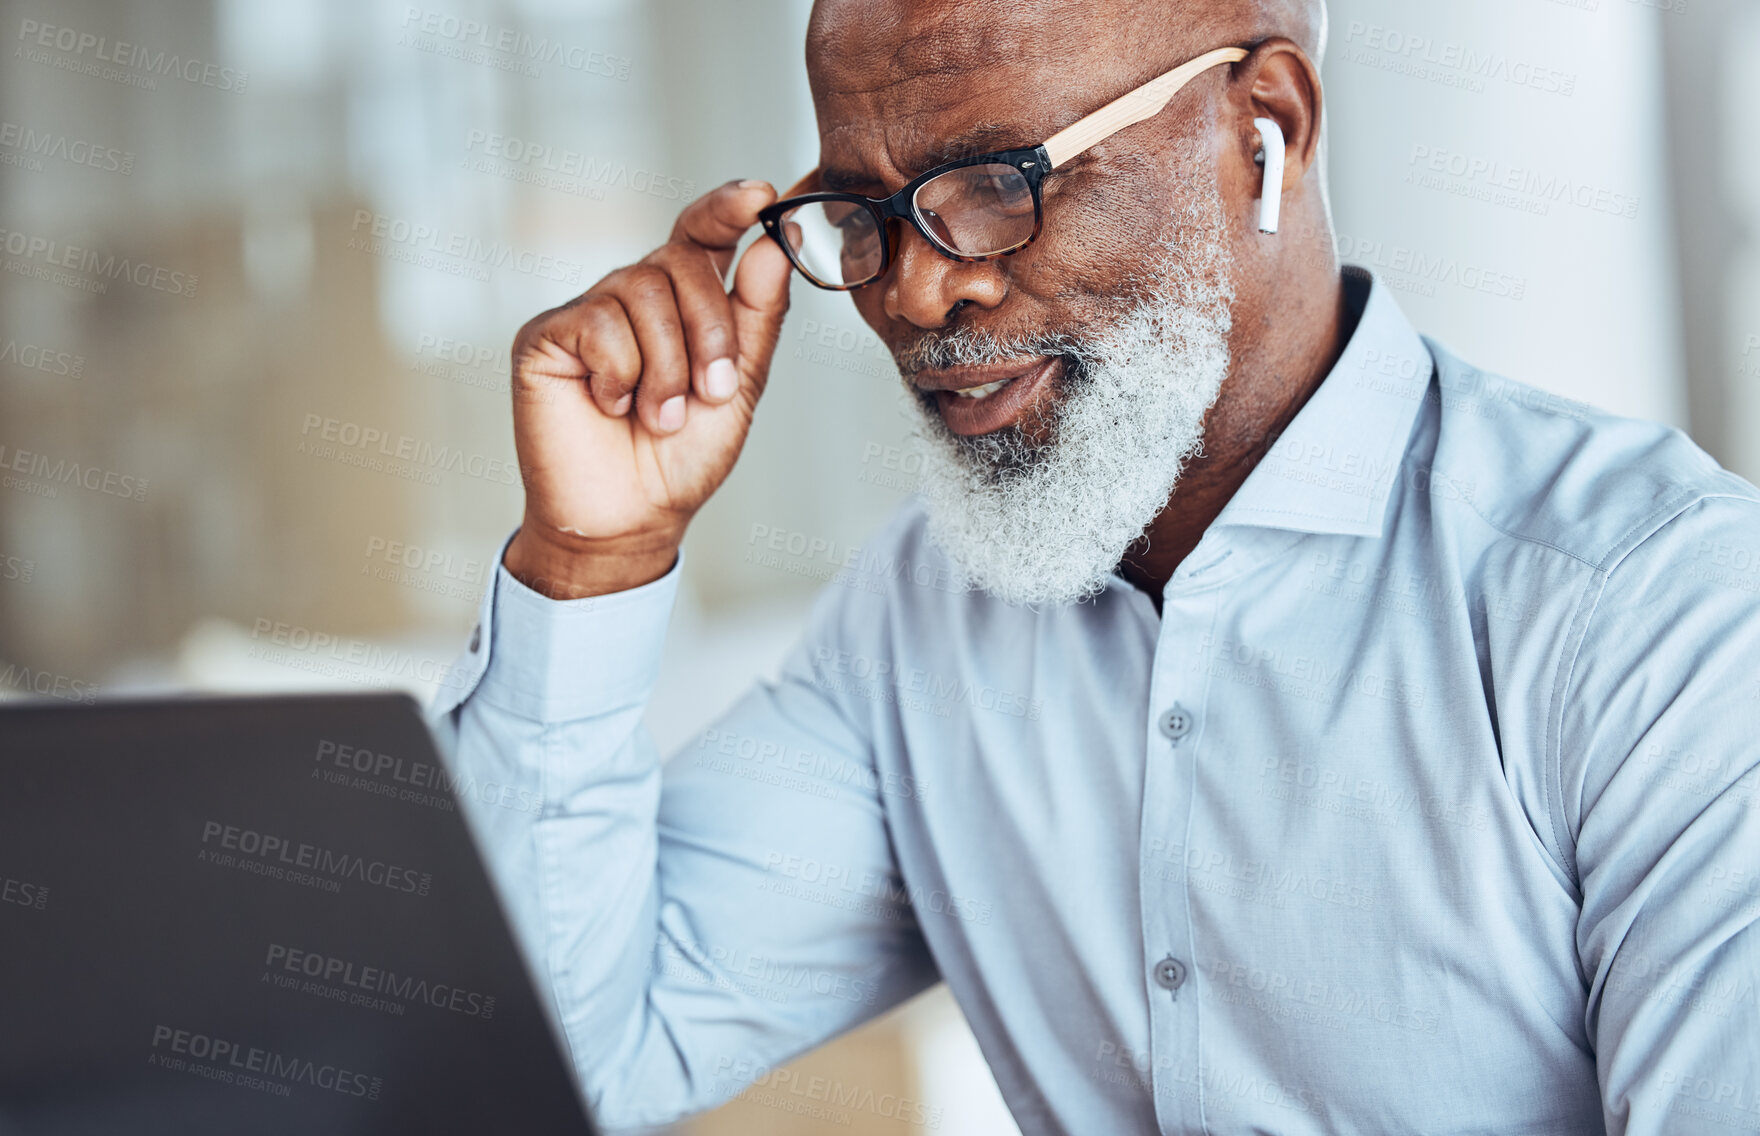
[1040,45,1249,169]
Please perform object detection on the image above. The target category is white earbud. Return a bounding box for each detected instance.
[1253,117,1285,234]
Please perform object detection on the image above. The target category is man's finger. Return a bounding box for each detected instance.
[727,232,794,405]
[670,180,776,277]
[616,266,693,435]
[572,296,643,416]
[646,244,741,404]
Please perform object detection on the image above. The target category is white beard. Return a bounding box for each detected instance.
[895,190,1237,608]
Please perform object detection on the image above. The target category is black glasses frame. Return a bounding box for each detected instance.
[757,145,1050,292]
[756,45,1251,292]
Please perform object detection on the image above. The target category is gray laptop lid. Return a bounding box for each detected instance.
[0,693,597,1136]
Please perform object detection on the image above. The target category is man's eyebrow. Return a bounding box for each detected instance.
[915,122,1032,166]
[819,121,1033,195]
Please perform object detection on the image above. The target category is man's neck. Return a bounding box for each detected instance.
[1116,269,1361,613]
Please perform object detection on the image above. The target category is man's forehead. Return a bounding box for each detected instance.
[804,0,1327,190]
[807,0,1072,83]
[805,0,1329,120]
[808,7,1134,191]
[816,117,1039,193]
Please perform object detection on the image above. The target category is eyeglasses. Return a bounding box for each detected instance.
[758,45,1250,291]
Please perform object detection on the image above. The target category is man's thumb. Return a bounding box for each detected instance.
[729,234,793,386]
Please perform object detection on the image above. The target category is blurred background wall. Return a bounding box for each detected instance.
[1,0,1753,1132]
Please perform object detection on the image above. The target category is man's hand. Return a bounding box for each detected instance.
[504,179,793,598]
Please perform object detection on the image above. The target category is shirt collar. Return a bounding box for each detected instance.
[1210,267,1432,539]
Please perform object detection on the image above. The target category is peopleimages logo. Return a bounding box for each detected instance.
[0,121,133,174]
[1342,21,1577,96]
[198,819,433,897]
[811,646,1041,722]
[1331,233,1526,302]
[16,19,249,92]
[462,130,695,202]
[0,225,198,296]
[263,943,497,1019]
[398,8,632,81]
[762,851,995,926]
[0,662,97,704]
[298,412,519,486]
[148,1025,381,1099]
[409,332,509,395]
[0,336,84,377]
[346,210,584,284]
[1407,144,1640,221]
[0,441,148,501]
[363,536,485,586]
[313,738,544,815]
[247,617,467,692]
[2,870,49,911]
[711,1056,942,1129]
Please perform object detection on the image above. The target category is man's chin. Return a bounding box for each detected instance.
[903,312,1232,605]
[926,414,1048,488]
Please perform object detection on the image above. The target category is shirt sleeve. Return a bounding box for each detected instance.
[427,536,939,1131]
[1558,496,1760,1136]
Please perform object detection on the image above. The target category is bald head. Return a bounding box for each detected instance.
[806,0,1328,106]
[1196,0,1328,64]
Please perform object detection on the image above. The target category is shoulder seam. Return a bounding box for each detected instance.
[1594,489,1760,573]
[1449,490,1600,569]
[1542,489,1760,883]
[1447,481,1746,574]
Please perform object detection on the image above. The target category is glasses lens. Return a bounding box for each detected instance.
[776,200,885,287]
[912,162,1036,257]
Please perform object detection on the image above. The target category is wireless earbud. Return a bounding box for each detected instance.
[1252,117,1285,234]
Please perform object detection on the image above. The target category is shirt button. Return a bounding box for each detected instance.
[1153,955,1188,993]
[469,624,482,653]
[1158,704,1193,743]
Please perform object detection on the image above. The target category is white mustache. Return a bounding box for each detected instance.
[894,326,1080,375]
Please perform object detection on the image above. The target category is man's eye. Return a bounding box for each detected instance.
[978,174,1031,210]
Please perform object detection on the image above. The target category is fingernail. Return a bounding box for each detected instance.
[658,395,687,432]
[610,393,632,416]
[705,357,738,401]
[737,179,768,190]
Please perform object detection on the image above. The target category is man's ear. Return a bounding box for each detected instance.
[1233,37,1322,196]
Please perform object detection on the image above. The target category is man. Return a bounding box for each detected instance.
[433,0,1760,1132]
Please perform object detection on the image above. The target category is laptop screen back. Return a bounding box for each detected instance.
[0,693,596,1136]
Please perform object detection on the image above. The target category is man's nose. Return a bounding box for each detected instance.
[882,222,1007,328]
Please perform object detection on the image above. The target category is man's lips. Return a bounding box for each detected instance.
[912,357,1050,392]
[916,356,1062,437]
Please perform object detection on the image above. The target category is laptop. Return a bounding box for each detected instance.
[0,693,599,1136]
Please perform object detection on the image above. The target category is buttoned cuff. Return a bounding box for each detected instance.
[436,531,684,724]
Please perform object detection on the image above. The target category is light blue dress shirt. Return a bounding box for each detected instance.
[432,270,1760,1135]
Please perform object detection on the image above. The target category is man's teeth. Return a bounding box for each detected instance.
[952,378,1011,400]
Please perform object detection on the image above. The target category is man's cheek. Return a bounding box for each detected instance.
[848,289,888,336]
[1014,220,1152,311]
